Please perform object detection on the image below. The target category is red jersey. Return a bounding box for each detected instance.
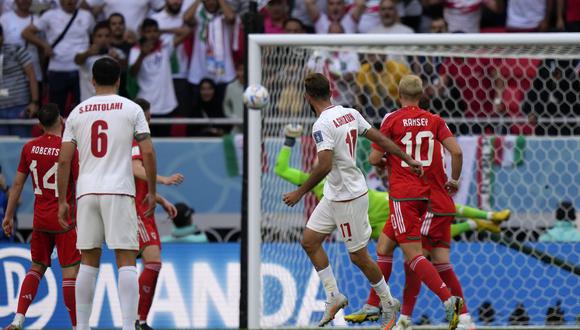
[427,144,456,215]
[17,134,78,232]
[131,140,151,221]
[372,106,453,200]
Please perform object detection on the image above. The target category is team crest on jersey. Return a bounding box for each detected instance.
[313,131,323,143]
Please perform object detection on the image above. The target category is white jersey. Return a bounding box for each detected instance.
[63,94,150,198]
[312,105,371,201]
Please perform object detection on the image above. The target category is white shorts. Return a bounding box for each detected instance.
[76,195,139,250]
[306,193,371,252]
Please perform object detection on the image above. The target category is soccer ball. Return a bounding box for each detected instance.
[243,84,270,110]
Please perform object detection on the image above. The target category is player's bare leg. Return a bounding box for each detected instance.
[61,264,79,329]
[431,248,474,330]
[345,233,398,324]
[349,246,400,329]
[301,228,348,326]
[114,249,139,330]
[137,246,162,330]
[399,242,463,330]
[5,263,47,330]
[76,249,102,330]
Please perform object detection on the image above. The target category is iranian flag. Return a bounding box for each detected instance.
[476,135,526,209]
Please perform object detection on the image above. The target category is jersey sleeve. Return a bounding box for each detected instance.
[16,144,29,175]
[134,106,151,136]
[435,115,453,142]
[62,114,76,143]
[34,10,50,31]
[312,121,334,152]
[354,110,372,136]
[371,118,390,152]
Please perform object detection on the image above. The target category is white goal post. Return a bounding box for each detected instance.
[245,33,580,329]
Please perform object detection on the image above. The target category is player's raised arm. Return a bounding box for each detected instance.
[365,127,423,176]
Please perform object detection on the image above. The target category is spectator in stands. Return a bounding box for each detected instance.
[506,0,551,32]
[304,0,365,34]
[283,17,306,33]
[368,0,414,34]
[427,0,503,33]
[395,0,423,32]
[81,0,165,35]
[359,0,421,33]
[191,78,226,136]
[539,201,580,242]
[261,0,289,34]
[161,202,208,243]
[0,25,38,136]
[75,21,126,101]
[223,63,243,133]
[291,0,325,32]
[108,13,133,97]
[22,0,94,117]
[151,0,193,121]
[356,54,410,116]
[556,0,580,31]
[430,16,447,33]
[184,0,236,108]
[0,0,43,92]
[129,18,188,136]
[306,23,360,106]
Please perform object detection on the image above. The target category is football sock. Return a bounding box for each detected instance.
[138,262,162,322]
[401,261,421,316]
[409,255,452,302]
[455,204,491,220]
[16,270,42,315]
[371,277,394,306]
[435,263,468,314]
[62,277,77,326]
[367,254,393,307]
[118,266,139,330]
[317,265,340,300]
[76,264,98,330]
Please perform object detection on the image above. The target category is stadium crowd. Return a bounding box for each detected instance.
[0,0,578,137]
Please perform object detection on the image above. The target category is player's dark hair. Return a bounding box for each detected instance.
[134,98,151,113]
[93,20,111,35]
[141,18,159,32]
[174,203,195,228]
[92,57,120,86]
[304,73,331,100]
[108,12,125,24]
[37,103,60,128]
[556,201,576,221]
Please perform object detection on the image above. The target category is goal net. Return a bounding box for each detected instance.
[247,34,580,329]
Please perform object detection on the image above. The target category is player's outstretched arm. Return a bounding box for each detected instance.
[283,150,332,207]
[57,142,75,229]
[365,128,423,176]
[137,134,158,216]
[2,172,27,236]
[132,159,184,185]
[275,146,310,186]
[441,136,463,195]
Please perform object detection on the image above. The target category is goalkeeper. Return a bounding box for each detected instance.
[276,124,511,242]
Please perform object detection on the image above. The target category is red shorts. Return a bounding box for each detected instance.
[138,215,161,251]
[30,229,81,268]
[388,199,427,244]
[382,218,396,241]
[420,213,452,251]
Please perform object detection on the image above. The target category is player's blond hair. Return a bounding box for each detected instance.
[398,74,423,101]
